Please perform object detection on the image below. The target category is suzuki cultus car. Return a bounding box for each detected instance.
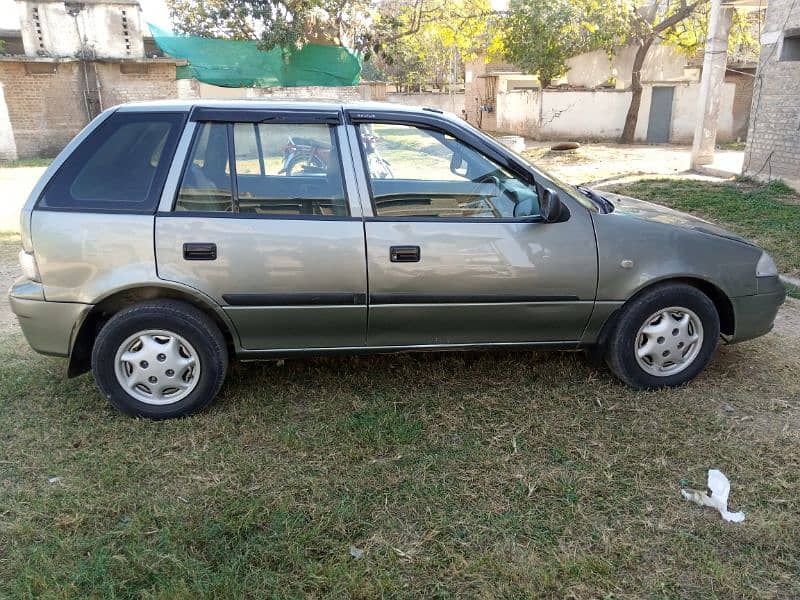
[9,101,785,418]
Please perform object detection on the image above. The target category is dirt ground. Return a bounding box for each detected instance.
[522,142,744,187]
[0,166,46,232]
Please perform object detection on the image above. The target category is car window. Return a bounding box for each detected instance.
[176,121,348,216]
[38,111,184,212]
[357,123,539,219]
[176,122,233,212]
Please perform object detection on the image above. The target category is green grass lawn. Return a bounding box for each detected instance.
[608,179,800,282]
[2,327,799,598]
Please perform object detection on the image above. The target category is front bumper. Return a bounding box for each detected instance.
[729,282,786,344]
[8,279,91,357]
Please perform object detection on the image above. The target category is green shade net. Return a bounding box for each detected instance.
[149,25,361,88]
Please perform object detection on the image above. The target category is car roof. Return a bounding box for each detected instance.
[114,98,458,120]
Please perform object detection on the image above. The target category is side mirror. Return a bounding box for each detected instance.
[540,188,564,223]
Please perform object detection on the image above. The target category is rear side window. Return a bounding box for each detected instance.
[175,121,348,216]
[38,111,185,212]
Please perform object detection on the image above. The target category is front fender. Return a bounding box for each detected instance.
[591,212,761,301]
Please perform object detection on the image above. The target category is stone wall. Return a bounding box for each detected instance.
[743,0,800,190]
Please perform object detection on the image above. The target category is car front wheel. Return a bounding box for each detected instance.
[91,300,228,419]
[605,283,720,389]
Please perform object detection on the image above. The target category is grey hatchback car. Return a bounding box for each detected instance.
[9,100,785,418]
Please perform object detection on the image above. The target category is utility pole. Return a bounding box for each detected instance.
[690,0,734,168]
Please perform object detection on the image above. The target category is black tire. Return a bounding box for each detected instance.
[91,300,228,419]
[605,283,720,389]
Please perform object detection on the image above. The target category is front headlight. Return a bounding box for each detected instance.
[18,250,41,282]
[756,252,778,278]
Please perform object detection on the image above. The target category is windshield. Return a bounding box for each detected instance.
[454,118,598,212]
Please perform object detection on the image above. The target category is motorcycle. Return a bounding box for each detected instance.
[279,132,394,178]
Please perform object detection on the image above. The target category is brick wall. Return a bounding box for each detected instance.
[96,62,179,107]
[0,58,181,159]
[743,0,800,190]
[0,60,87,158]
[726,71,754,141]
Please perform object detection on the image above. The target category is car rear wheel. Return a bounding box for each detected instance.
[91,300,228,419]
[605,283,720,389]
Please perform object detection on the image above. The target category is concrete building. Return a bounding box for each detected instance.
[14,0,144,58]
[742,0,800,190]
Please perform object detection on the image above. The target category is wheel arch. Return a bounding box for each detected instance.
[68,284,238,377]
[596,276,735,348]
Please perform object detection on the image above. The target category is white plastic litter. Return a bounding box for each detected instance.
[681,469,745,523]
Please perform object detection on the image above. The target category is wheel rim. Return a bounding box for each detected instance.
[114,329,201,405]
[634,306,704,377]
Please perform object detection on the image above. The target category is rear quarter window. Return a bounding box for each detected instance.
[38,111,186,213]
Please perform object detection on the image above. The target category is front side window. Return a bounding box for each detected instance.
[176,121,348,216]
[39,111,185,212]
[357,123,539,219]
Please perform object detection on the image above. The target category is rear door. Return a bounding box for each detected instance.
[155,107,368,351]
[347,111,598,347]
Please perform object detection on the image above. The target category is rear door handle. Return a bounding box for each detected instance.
[183,243,217,261]
[390,245,420,263]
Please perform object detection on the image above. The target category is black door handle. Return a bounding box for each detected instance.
[390,245,420,263]
[183,243,217,261]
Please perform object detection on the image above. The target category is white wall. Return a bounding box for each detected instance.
[670,82,735,142]
[491,82,737,143]
[386,92,466,116]
[566,43,694,89]
[0,82,17,160]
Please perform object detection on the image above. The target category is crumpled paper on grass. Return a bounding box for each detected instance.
[681,469,745,523]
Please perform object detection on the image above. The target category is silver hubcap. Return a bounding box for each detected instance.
[114,329,200,405]
[634,307,704,377]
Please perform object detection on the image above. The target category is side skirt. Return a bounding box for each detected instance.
[236,340,582,360]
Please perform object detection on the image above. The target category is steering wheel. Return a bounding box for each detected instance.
[473,172,521,216]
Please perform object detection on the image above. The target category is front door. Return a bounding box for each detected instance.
[156,109,367,351]
[350,118,598,347]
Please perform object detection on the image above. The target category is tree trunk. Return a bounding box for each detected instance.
[620,36,653,144]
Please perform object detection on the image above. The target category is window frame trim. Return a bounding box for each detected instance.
[349,116,546,223]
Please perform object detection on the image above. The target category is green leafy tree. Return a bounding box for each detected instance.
[618,0,706,142]
[377,0,496,90]
[167,0,481,60]
[617,1,759,142]
[500,0,630,88]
